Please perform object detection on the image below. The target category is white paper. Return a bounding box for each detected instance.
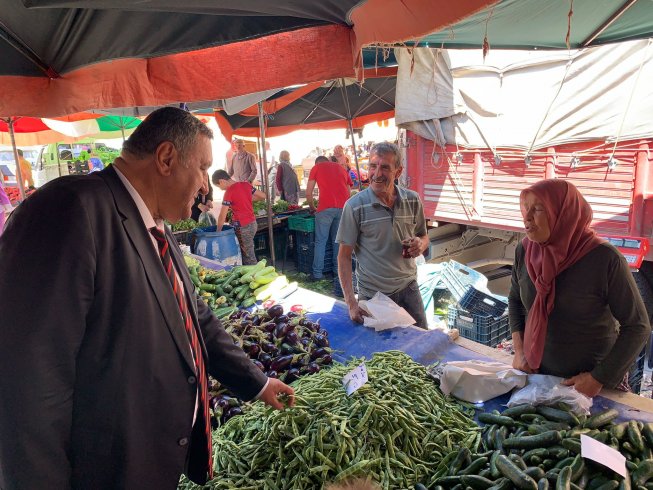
[342,363,368,396]
[360,292,416,331]
[440,360,527,403]
[581,434,627,478]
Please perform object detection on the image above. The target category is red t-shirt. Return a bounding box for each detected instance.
[222,182,256,227]
[308,162,353,212]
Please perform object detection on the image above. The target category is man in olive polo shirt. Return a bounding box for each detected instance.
[336,142,429,328]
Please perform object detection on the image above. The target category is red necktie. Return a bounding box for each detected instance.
[150,227,213,480]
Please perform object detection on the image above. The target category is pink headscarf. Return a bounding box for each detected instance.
[521,180,604,369]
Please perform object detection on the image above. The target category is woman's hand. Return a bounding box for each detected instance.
[561,372,603,398]
[512,350,538,374]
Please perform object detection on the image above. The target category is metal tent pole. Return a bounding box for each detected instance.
[8,117,26,200]
[339,79,363,191]
[257,102,275,266]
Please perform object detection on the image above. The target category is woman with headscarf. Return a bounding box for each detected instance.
[509,179,650,397]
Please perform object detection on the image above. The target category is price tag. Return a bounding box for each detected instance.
[581,434,627,478]
[342,363,368,396]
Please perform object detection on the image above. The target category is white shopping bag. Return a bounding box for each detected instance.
[359,292,416,331]
[440,360,528,403]
[507,374,593,415]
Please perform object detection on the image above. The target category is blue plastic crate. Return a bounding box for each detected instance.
[441,260,489,302]
[459,286,508,318]
[294,230,333,275]
[447,304,510,347]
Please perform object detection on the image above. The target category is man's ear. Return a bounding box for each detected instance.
[154,141,176,176]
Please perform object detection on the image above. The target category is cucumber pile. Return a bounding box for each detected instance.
[424,404,653,490]
[186,259,297,319]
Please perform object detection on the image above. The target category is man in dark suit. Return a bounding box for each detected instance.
[0,108,294,489]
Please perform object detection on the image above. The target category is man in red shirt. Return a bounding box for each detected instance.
[212,169,266,265]
[306,156,353,284]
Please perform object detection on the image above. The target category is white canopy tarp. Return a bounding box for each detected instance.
[395,39,653,150]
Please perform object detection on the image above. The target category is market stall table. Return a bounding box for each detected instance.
[191,255,653,422]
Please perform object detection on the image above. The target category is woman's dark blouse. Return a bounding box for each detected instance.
[509,242,650,388]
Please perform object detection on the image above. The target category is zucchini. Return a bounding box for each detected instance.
[241,296,256,308]
[585,409,619,429]
[479,413,516,427]
[503,431,563,450]
[537,406,580,426]
[461,476,496,490]
[557,466,573,490]
[496,454,538,490]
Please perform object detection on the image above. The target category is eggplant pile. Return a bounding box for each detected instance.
[209,304,334,425]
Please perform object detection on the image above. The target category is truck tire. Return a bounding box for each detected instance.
[632,270,653,369]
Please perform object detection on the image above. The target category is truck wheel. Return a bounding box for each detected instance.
[633,270,653,369]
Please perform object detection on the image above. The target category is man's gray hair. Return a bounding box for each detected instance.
[122,107,213,159]
[370,141,401,168]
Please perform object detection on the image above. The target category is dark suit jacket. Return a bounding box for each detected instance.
[0,166,267,489]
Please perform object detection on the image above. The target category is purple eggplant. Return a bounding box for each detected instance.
[300,337,311,348]
[261,342,279,356]
[314,334,330,347]
[287,311,299,319]
[252,315,263,326]
[225,406,243,419]
[274,314,289,325]
[251,359,265,371]
[284,331,299,346]
[284,367,300,383]
[248,343,261,358]
[270,354,294,372]
[262,321,276,333]
[317,354,333,365]
[258,352,272,369]
[266,370,278,378]
[307,362,321,374]
[310,347,330,360]
[280,343,297,355]
[267,304,284,319]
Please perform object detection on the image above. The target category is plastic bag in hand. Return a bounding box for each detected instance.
[198,211,217,227]
[507,374,593,415]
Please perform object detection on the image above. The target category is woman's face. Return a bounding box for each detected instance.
[521,191,551,243]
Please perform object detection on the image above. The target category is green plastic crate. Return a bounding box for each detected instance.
[288,214,315,233]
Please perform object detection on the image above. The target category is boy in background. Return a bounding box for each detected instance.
[212,169,266,265]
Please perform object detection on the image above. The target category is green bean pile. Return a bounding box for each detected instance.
[178,351,480,490]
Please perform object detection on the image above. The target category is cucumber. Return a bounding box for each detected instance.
[557,466,573,490]
[460,457,490,476]
[502,405,538,419]
[495,426,508,451]
[415,485,429,490]
[510,454,528,470]
[488,478,512,490]
[633,460,653,487]
[589,477,611,490]
[642,424,653,448]
[628,421,646,452]
[546,469,562,483]
[490,450,502,479]
[539,478,550,490]
[569,455,585,483]
[585,409,619,429]
[537,406,580,426]
[461,476,496,490]
[479,413,516,427]
[610,423,628,441]
[525,467,546,481]
[555,457,576,470]
[503,431,563,450]
[436,476,463,486]
[594,482,619,490]
[496,454,538,490]
[524,449,550,461]
[479,469,493,479]
[522,414,545,423]
[562,439,582,454]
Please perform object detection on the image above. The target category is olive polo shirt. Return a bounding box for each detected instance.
[336,186,427,297]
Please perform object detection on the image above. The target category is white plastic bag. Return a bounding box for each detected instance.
[359,292,416,331]
[440,360,528,403]
[507,374,593,415]
[198,210,217,227]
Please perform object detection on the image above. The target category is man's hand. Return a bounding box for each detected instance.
[347,299,370,324]
[512,350,538,374]
[561,372,603,398]
[198,203,210,213]
[258,378,295,410]
[402,236,425,258]
[308,203,317,214]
